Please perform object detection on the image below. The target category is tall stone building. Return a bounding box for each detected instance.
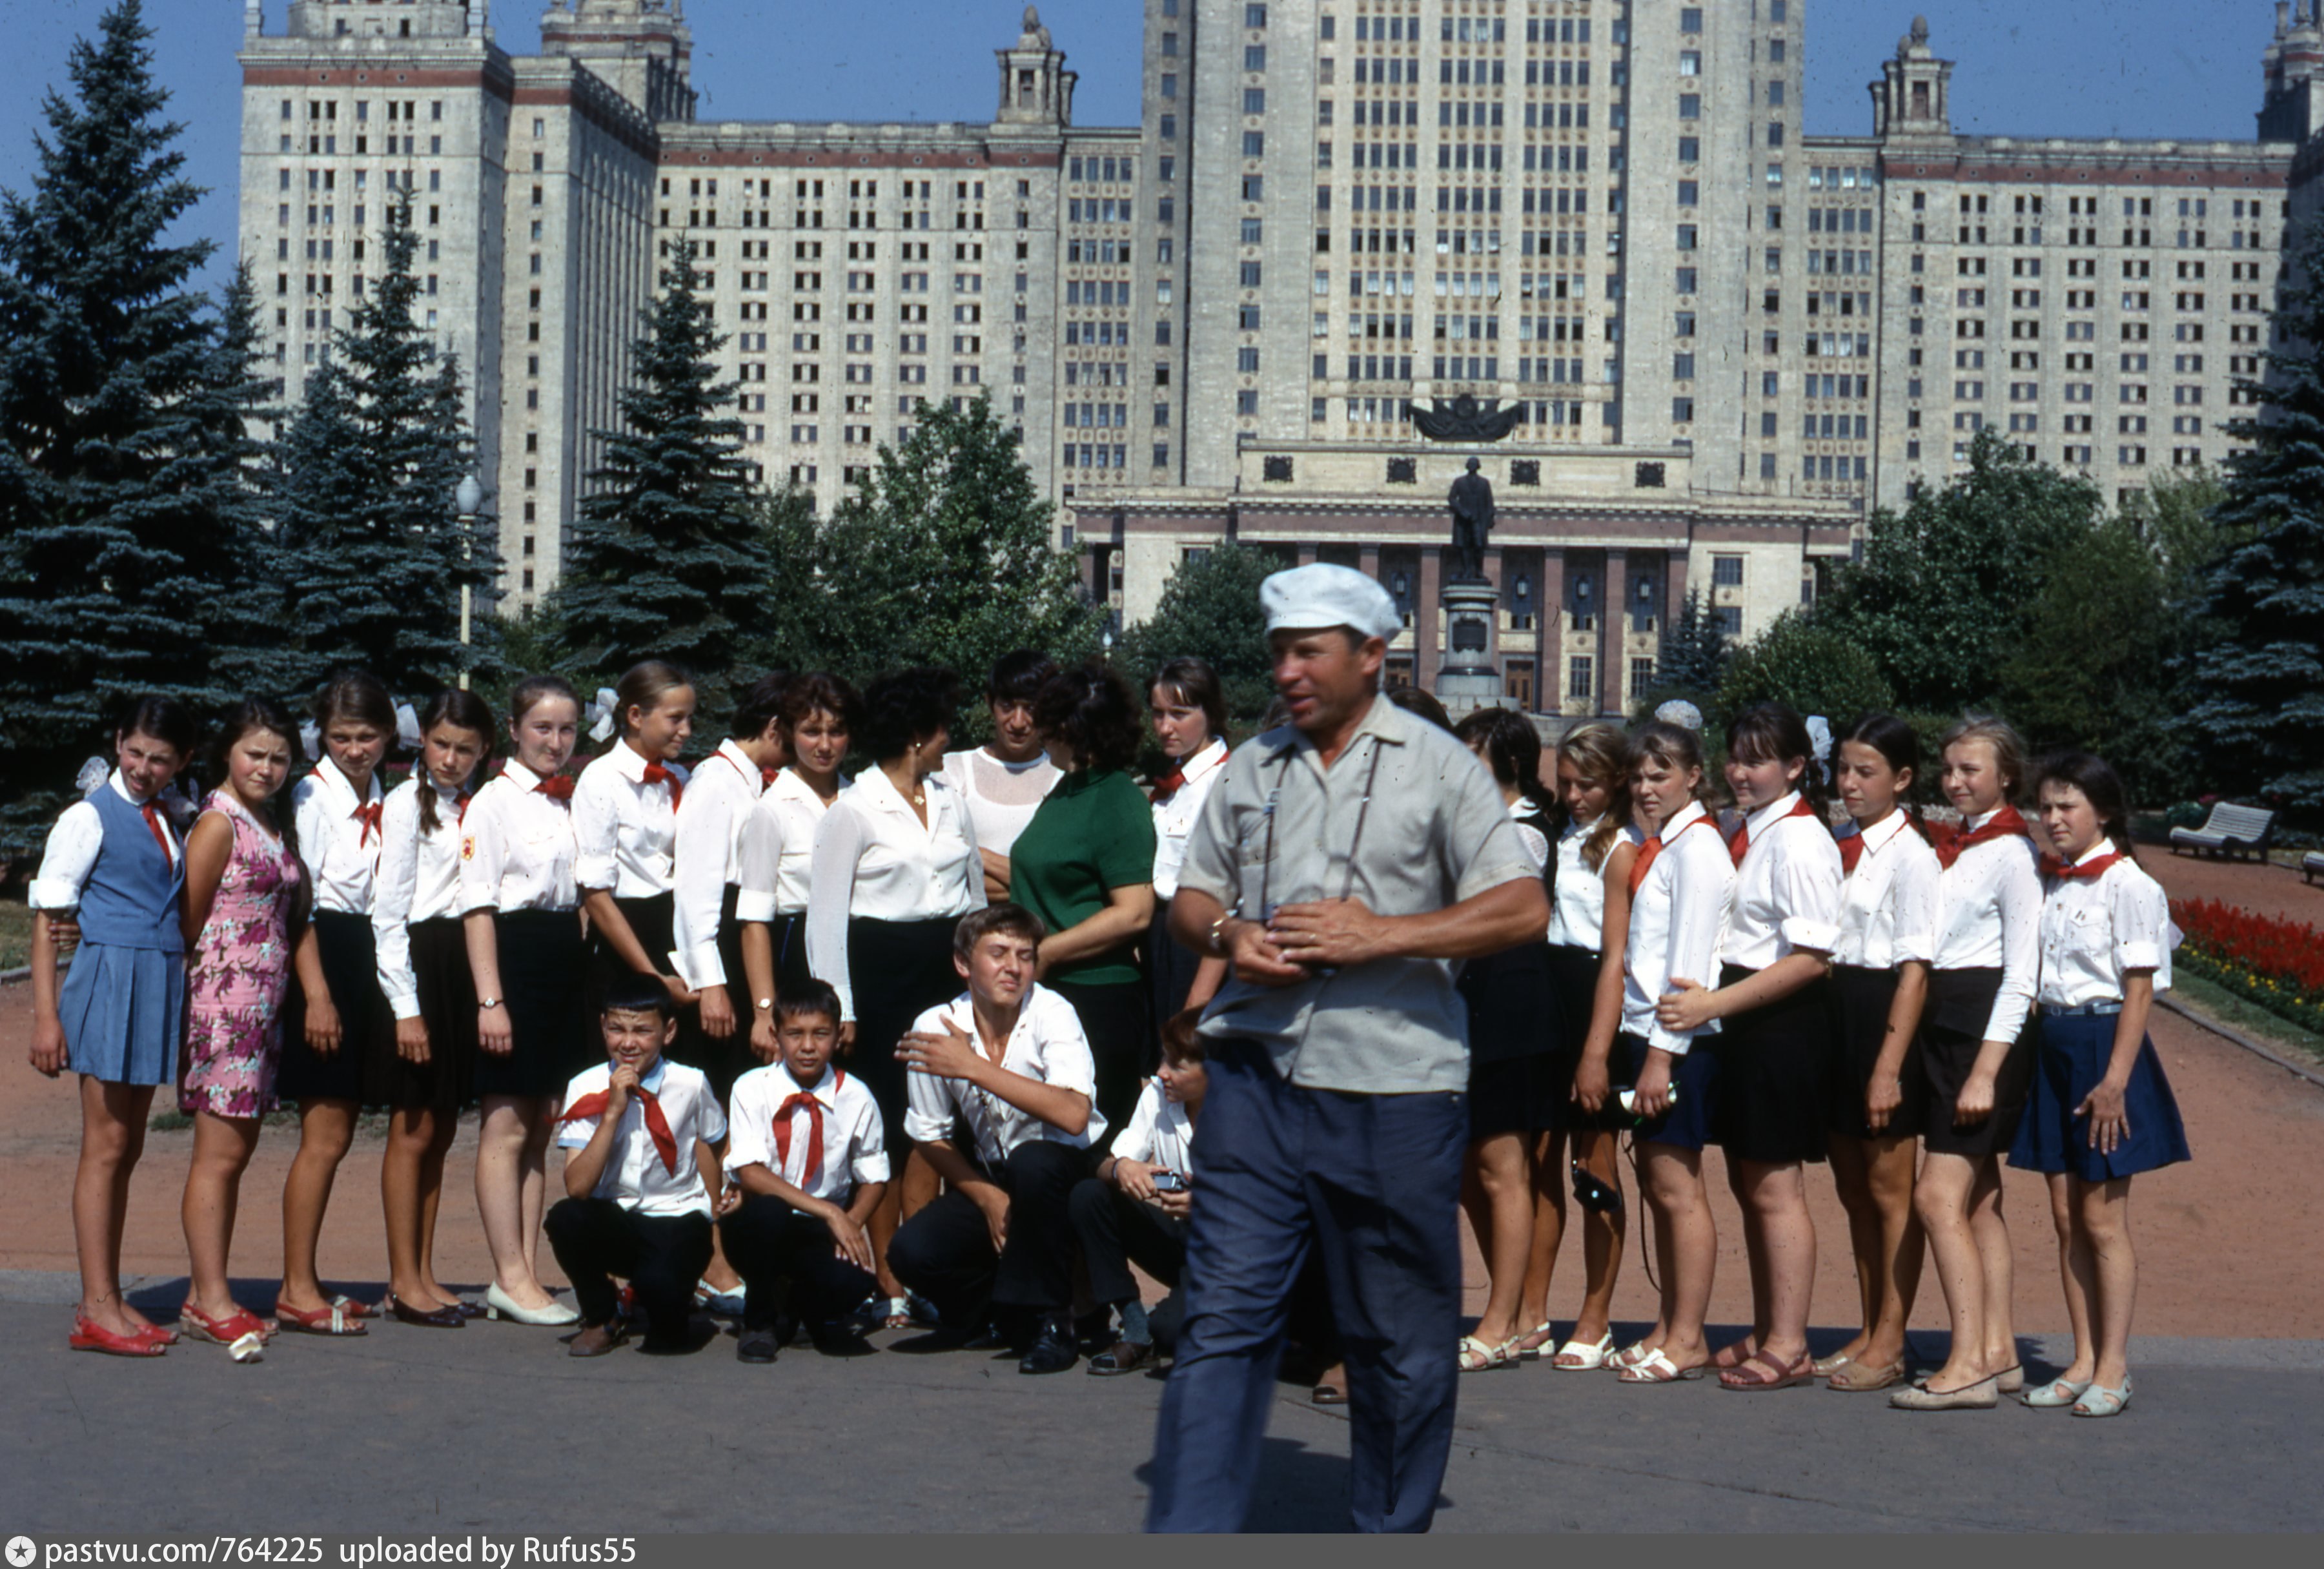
[238,1,2321,719]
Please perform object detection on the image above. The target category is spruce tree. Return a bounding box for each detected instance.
[546,244,768,703]
[1655,588,1731,701]
[274,200,495,698]
[0,0,243,855]
[2184,220,2324,810]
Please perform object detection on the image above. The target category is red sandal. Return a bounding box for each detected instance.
[272,1298,367,1336]
[1718,1348,1817,1391]
[180,1303,276,1346]
[70,1309,165,1358]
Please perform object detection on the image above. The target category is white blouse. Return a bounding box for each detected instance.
[724,1061,890,1204]
[1149,737,1230,902]
[804,769,985,1023]
[1111,1077,1196,1176]
[456,759,580,915]
[901,985,1106,1163]
[572,741,685,899]
[1933,807,2044,1044]
[28,772,183,909]
[735,768,842,925]
[939,746,1059,859]
[2037,839,2176,1008]
[1831,810,1942,970]
[371,775,471,1020]
[1621,801,1735,1056]
[1547,815,1644,953]
[1719,792,1844,972]
[671,741,767,990]
[293,758,386,916]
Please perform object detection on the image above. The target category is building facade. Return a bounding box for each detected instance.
[238,1,2323,717]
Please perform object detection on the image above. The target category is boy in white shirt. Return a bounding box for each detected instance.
[719,979,890,1364]
[887,905,1106,1375]
[545,974,728,1357]
[1072,1010,1205,1377]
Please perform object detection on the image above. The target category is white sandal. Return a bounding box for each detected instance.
[1609,1338,1656,1373]
[1458,1332,1521,1372]
[1515,1321,1557,1360]
[1551,1329,1615,1371]
[2022,1375,2092,1409]
[1616,1346,1707,1384]
[2071,1375,2132,1418]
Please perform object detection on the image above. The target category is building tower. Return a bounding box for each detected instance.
[995,6,1076,127]
[1870,14,1954,139]
[538,0,697,123]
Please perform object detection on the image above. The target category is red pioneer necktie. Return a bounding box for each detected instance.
[2040,850,2125,881]
[354,799,385,847]
[534,775,576,803]
[1729,795,1817,868]
[559,1083,678,1174]
[1628,814,1717,896]
[1928,804,2030,870]
[139,801,172,863]
[642,761,683,812]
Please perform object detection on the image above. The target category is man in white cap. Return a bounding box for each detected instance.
[1146,563,1549,1533]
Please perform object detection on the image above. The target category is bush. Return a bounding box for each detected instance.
[1717,612,1894,732]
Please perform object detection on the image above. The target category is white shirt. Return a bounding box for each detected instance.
[456,759,580,914]
[2037,839,2176,1007]
[805,769,986,1023]
[371,775,472,1019]
[1149,737,1229,901]
[724,1061,890,1204]
[1547,815,1643,952]
[735,768,842,925]
[573,740,684,898]
[555,1057,727,1218]
[1831,810,1942,970]
[1620,801,1734,1056]
[1719,792,1844,971]
[670,741,767,990]
[1110,1078,1195,1175]
[292,758,386,916]
[939,746,1059,858]
[28,771,183,909]
[901,985,1107,1164]
[1933,807,2044,1044]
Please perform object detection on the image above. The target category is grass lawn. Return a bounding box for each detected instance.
[0,893,30,971]
[2169,970,2324,1067]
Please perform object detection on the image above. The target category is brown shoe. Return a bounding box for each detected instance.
[566,1321,629,1359]
[1086,1338,1155,1377]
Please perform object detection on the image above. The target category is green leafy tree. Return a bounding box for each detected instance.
[0,1,272,854]
[1820,430,2106,712]
[1717,611,1893,730]
[2183,220,2324,810]
[273,201,496,698]
[544,245,768,706]
[1116,540,1288,733]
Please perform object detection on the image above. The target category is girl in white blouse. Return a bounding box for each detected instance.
[1895,715,2043,1411]
[369,688,493,1328]
[1611,721,1734,1385]
[457,675,587,1327]
[1819,715,1940,1393]
[2009,753,2189,1419]
[806,668,986,1324]
[669,672,791,1061]
[739,673,860,1060]
[1653,703,1844,1392]
[1145,658,1231,1022]
[940,650,1061,901]
[277,671,395,1336]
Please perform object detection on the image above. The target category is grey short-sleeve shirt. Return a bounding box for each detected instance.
[1178,693,1541,1094]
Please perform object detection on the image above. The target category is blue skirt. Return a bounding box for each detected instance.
[2008,1011,2191,1182]
[58,941,185,1087]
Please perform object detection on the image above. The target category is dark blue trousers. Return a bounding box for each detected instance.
[1147,1040,1467,1534]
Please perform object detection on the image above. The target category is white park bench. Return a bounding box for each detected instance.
[2168,802,2276,862]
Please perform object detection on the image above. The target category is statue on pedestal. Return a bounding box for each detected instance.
[1447,456,1494,582]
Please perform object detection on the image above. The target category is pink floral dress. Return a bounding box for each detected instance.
[179,792,303,1118]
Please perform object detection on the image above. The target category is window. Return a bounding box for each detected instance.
[1567,656,1595,702]
[1712,555,1744,587]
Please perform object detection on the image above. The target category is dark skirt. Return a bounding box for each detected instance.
[1458,939,1560,1136]
[1620,1030,1721,1152]
[846,914,964,1147]
[769,910,817,996]
[1827,963,1927,1140]
[476,908,590,1101]
[1468,1052,1566,1140]
[691,886,759,1105]
[278,910,391,1106]
[2008,1012,2191,1181]
[1707,961,1833,1165]
[1147,898,1206,1031]
[1048,976,1154,1148]
[1919,966,2034,1158]
[1546,941,1626,1133]
[376,917,476,1114]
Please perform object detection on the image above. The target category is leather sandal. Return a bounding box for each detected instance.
[181,1304,277,1346]
[1458,1332,1521,1372]
[1827,1356,1908,1393]
[70,1309,165,1358]
[2072,1375,2132,1418]
[2022,1375,2093,1409]
[1514,1321,1558,1360]
[1616,1347,1707,1384]
[1719,1348,1817,1391]
[1552,1329,1616,1371]
[272,1298,367,1337]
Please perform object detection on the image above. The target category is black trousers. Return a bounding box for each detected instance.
[1068,1177,1188,1308]
[543,1198,712,1347]
[719,1194,876,1333]
[888,1140,1092,1323]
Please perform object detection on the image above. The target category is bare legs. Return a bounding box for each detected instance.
[1725,1158,1815,1369]
[279,1096,358,1313]
[1514,1130,1567,1355]
[182,1111,261,1320]
[1549,1127,1626,1362]
[383,1105,462,1309]
[1460,1131,1533,1347]
[1636,1143,1715,1371]
[75,1078,159,1336]
[1915,1150,2017,1391]
[476,1094,556,1308]
[2044,1173,2135,1388]
[1828,1134,1924,1371]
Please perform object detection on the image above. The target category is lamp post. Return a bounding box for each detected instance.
[456,473,483,691]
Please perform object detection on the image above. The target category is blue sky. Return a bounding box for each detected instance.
[0,0,2286,295]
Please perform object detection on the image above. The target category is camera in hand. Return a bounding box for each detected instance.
[1151,1170,1188,1193]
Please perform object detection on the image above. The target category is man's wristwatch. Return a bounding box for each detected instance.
[1207,913,1234,956]
[478,997,503,1012]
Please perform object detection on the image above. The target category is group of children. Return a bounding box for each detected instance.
[25,659,2190,1417]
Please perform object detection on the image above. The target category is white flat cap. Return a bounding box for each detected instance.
[1260,562,1402,641]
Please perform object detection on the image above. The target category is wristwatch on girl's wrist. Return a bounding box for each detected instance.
[478,997,503,1011]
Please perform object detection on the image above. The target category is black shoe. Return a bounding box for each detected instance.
[736,1328,779,1364]
[810,1326,876,1357]
[1019,1318,1079,1375]
[960,1320,1014,1353]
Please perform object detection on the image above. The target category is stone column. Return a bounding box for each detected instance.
[1599,548,1628,717]
[1296,542,1320,568]
[1417,545,1443,691]
[1538,546,1565,717]
[1481,545,1504,673]
[1358,542,1381,586]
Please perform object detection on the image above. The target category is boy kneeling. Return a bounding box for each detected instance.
[547,974,728,1357]
[888,905,1106,1375]
[719,979,888,1362]
[1073,1010,1207,1376]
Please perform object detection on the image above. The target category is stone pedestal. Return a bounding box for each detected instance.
[1434,577,1502,718]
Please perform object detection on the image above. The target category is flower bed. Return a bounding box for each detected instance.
[2170,898,2324,1036]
